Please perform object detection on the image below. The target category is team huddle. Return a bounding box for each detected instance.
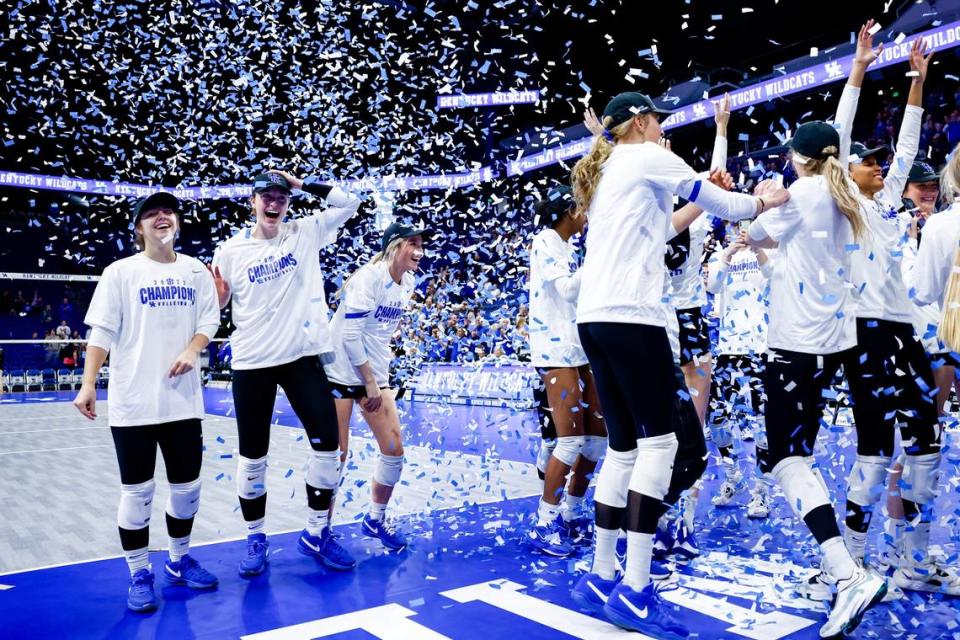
[69,19,956,640]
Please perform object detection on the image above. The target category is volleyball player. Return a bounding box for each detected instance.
[323,222,428,552]
[705,227,773,518]
[73,192,221,611]
[567,90,788,637]
[526,185,606,556]
[211,170,362,574]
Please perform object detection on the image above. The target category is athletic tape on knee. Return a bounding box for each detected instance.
[580,435,607,462]
[167,478,201,520]
[118,479,156,530]
[237,455,267,500]
[772,456,829,520]
[552,435,585,466]
[306,449,341,490]
[373,453,404,487]
[536,439,556,474]
[901,452,942,505]
[846,455,890,508]
[628,433,679,500]
[709,421,734,449]
[594,447,637,508]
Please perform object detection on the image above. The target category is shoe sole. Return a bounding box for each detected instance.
[894,576,960,596]
[238,562,268,578]
[362,524,408,551]
[527,537,573,557]
[602,602,687,640]
[165,574,219,589]
[127,602,157,613]
[827,580,887,638]
[299,543,357,571]
[570,588,606,614]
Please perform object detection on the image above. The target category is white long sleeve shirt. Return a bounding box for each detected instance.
[913,203,960,309]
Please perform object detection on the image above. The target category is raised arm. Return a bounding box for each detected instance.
[884,38,931,202]
[711,94,730,171]
[836,21,883,168]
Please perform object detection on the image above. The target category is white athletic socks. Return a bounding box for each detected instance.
[168,536,190,563]
[537,498,561,526]
[246,517,265,536]
[591,527,619,580]
[680,489,698,529]
[842,525,867,563]
[368,502,387,522]
[821,537,856,582]
[880,517,905,562]
[562,494,584,522]
[307,510,329,537]
[623,531,654,590]
[124,548,150,575]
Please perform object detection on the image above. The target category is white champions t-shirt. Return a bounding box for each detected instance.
[324,261,416,387]
[213,188,360,370]
[851,199,914,323]
[748,175,857,354]
[527,228,588,368]
[706,248,773,356]
[84,253,220,427]
[902,234,946,353]
[667,207,713,311]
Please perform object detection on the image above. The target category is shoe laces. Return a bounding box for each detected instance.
[133,570,154,587]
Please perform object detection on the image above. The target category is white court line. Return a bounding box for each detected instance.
[0,489,539,577]
[0,444,112,456]
[0,426,105,435]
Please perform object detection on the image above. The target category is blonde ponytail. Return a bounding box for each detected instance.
[336,237,406,300]
[805,147,865,240]
[571,117,634,215]
[938,245,960,351]
[940,144,960,206]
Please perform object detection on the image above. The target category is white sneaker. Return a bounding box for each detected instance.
[894,561,960,596]
[711,470,744,507]
[746,489,769,519]
[819,568,886,638]
[797,569,835,602]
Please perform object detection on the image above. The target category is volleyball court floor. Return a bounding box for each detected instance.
[0,389,957,639]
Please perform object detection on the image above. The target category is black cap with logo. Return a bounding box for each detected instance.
[381,222,429,253]
[788,121,841,160]
[252,172,292,194]
[602,92,673,128]
[850,141,889,163]
[132,192,180,223]
[907,161,939,184]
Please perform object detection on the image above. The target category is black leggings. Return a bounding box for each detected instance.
[232,355,340,457]
[577,322,675,452]
[532,377,558,440]
[847,318,941,457]
[111,419,203,549]
[764,348,854,468]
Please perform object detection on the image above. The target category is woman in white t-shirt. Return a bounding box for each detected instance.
[323,222,425,552]
[211,170,361,576]
[566,90,788,638]
[525,185,606,557]
[73,192,221,613]
[745,115,887,633]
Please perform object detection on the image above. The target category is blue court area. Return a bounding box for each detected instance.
[1,391,959,639]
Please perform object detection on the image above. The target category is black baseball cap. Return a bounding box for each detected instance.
[602,92,673,127]
[850,141,889,163]
[907,161,939,183]
[382,222,429,252]
[534,185,575,227]
[132,192,180,222]
[788,121,841,160]
[252,172,292,194]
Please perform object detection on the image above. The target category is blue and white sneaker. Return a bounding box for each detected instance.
[563,516,593,546]
[603,581,690,639]
[528,517,573,557]
[127,568,157,613]
[652,523,674,560]
[298,527,357,570]
[615,535,676,587]
[362,514,408,551]
[670,519,700,560]
[238,533,269,577]
[571,571,621,614]
[164,555,218,589]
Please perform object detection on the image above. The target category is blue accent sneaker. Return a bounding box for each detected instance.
[670,519,700,560]
[238,533,269,577]
[563,516,593,546]
[164,555,218,589]
[528,517,573,557]
[603,581,690,639]
[615,537,676,588]
[652,523,674,560]
[571,571,621,614]
[298,527,357,570]
[361,514,408,551]
[127,568,157,613]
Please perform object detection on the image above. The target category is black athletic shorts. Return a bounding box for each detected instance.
[330,381,389,400]
[676,307,711,365]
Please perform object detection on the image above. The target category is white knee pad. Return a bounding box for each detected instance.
[167,478,202,520]
[536,438,556,474]
[580,435,607,462]
[846,455,890,508]
[628,433,679,500]
[306,450,341,490]
[773,456,828,519]
[709,421,734,449]
[373,453,404,487]
[902,452,942,505]
[118,479,156,530]
[594,447,637,508]
[552,435,585,466]
[237,455,267,500]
